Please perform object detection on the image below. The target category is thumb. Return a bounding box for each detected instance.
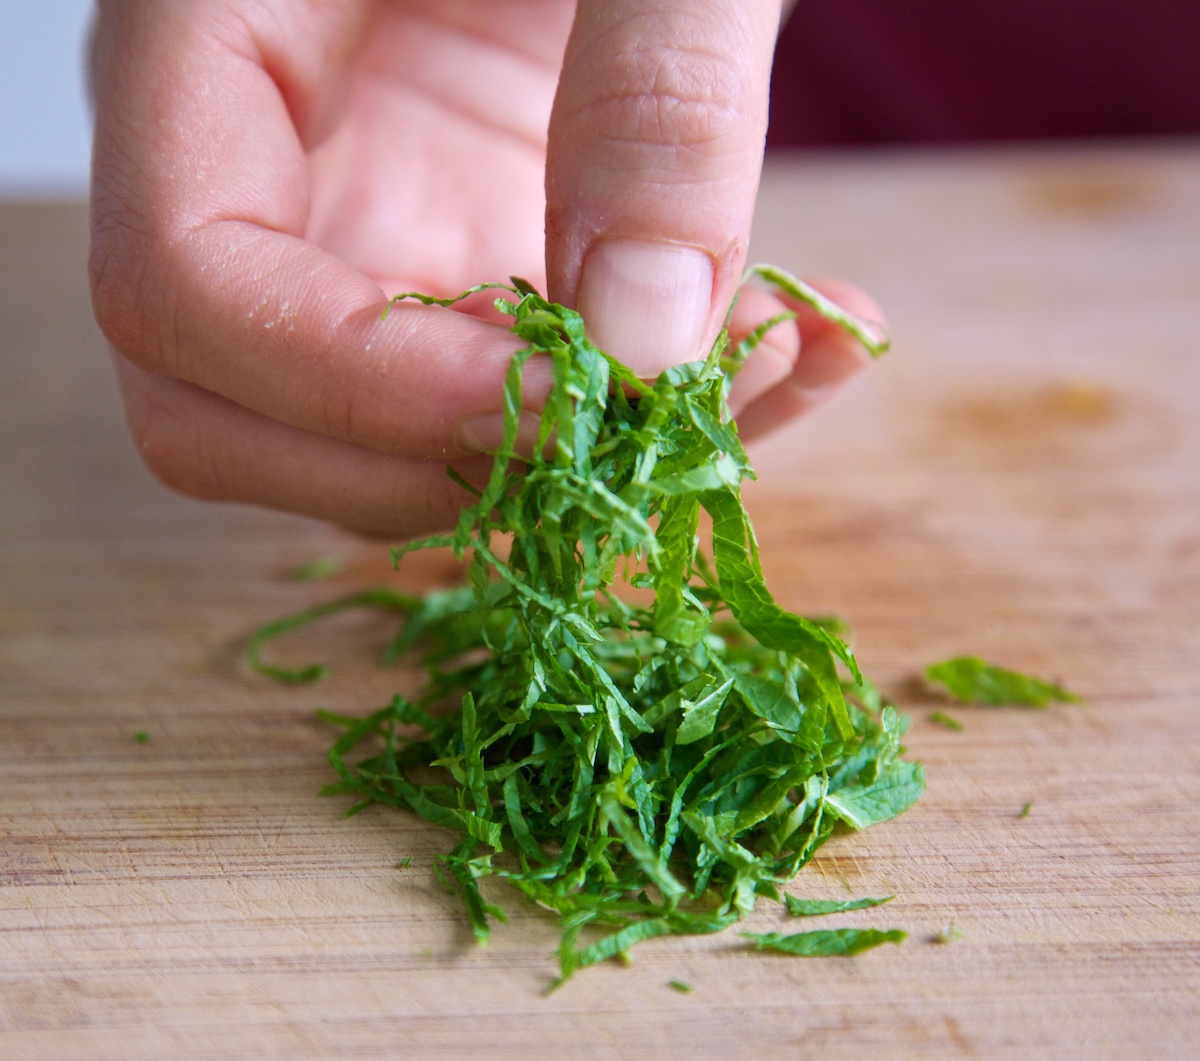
[545,0,783,377]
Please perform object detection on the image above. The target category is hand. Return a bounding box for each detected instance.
[89,0,881,537]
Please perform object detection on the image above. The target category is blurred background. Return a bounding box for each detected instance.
[1,0,1198,197]
[0,0,93,196]
[769,0,1200,147]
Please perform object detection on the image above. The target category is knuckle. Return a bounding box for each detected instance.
[574,31,751,158]
[323,378,364,448]
[321,307,417,452]
[328,466,459,540]
[88,217,146,357]
[121,375,229,502]
[375,466,471,539]
[402,470,469,534]
[319,376,385,453]
[88,185,183,375]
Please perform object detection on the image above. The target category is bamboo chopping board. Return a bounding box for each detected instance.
[2,144,1198,1059]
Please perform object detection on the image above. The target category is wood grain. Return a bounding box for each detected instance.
[2,144,1199,1059]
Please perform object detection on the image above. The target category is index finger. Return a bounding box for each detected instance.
[88,0,541,462]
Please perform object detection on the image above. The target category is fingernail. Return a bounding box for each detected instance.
[458,411,543,455]
[578,239,714,377]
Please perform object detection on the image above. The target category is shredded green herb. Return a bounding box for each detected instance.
[924,657,1082,707]
[251,265,923,985]
[1019,801,1033,818]
[290,554,345,582]
[741,927,906,957]
[668,979,694,994]
[133,730,150,744]
[784,894,893,917]
[927,710,964,731]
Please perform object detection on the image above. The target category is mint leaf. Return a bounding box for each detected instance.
[927,710,964,731]
[925,657,1082,707]
[825,761,926,830]
[741,928,907,956]
[784,895,894,917]
[289,554,344,582]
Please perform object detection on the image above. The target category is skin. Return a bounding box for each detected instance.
[89,0,885,537]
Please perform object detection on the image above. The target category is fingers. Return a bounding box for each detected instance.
[546,0,783,376]
[724,284,800,416]
[113,274,883,534]
[730,278,887,443]
[113,355,492,537]
[89,1,542,463]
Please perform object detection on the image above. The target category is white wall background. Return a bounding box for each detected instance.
[0,0,94,196]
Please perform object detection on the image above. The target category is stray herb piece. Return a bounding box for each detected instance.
[924,657,1082,707]
[931,923,963,944]
[669,980,694,994]
[133,730,150,744]
[927,711,963,731]
[253,267,918,984]
[397,857,413,868]
[290,554,345,582]
[784,895,893,917]
[742,928,906,957]
[249,587,421,683]
[1019,802,1033,818]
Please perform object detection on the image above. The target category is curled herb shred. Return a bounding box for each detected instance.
[251,265,923,985]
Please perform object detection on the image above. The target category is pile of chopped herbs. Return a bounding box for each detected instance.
[251,266,927,984]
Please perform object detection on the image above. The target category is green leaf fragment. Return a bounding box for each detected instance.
[927,710,964,731]
[251,266,923,982]
[924,657,1083,707]
[289,554,344,582]
[744,264,891,357]
[247,586,421,683]
[784,895,893,917]
[669,980,694,994]
[741,927,907,956]
[825,761,926,830]
[675,677,734,745]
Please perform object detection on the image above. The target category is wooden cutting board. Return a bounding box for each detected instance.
[2,145,1198,1059]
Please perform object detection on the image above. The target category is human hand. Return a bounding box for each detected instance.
[89,0,881,537]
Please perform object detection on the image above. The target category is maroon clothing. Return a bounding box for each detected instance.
[768,1,1200,146]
